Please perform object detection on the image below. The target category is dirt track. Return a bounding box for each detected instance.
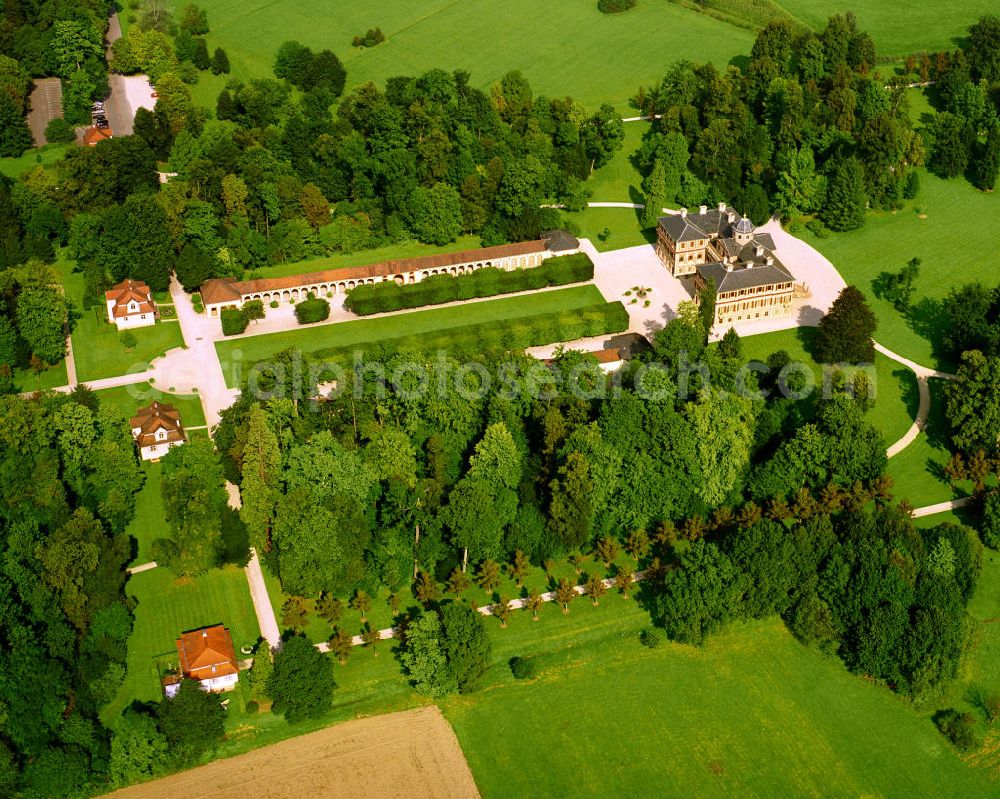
[103,706,480,799]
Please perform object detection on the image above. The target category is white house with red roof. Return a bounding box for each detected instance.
[165,625,240,697]
[130,401,186,461]
[105,278,156,330]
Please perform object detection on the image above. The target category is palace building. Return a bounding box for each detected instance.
[200,231,579,317]
[656,204,800,326]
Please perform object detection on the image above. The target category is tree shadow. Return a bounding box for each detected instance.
[894,367,921,420]
[904,296,950,365]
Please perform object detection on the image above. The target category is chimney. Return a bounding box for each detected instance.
[680,207,687,218]
[745,262,754,269]
[699,205,708,215]
[766,256,774,266]
[725,263,734,272]
[718,202,726,213]
[727,212,735,223]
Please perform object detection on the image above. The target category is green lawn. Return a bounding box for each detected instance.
[444,611,991,797]
[124,462,171,567]
[185,0,753,111]
[95,385,206,429]
[258,236,484,280]
[0,143,70,179]
[738,328,917,448]
[564,205,652,252]
[775,0,991,56]
[215,285,609,386]
[887,378,962,507]
[798,168,1000,371]
[12,359,68,393]
[101,564,261,725]
[583,121,649,203]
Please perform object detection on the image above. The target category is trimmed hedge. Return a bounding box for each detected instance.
[344,252,594,316]
[295,294,331,325]
[221,308,249,336]
[306,300,629,364]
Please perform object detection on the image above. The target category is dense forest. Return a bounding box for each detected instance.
[634,13,1000,231]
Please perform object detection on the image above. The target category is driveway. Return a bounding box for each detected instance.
[102,14,155,136]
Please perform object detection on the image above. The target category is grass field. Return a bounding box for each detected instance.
[564,206,652,252]
[738,327,917,448]
[101,564,260,726]
[215,285,610,386]
[583,121,649,203]
[12,359,68,393]
[887,378,961,507]
[799,168,1000,371]
[124,462,170,567]
[775,0,991,56]
[184,0,753,111]
[0,143,70,179]
[444,611,990,797]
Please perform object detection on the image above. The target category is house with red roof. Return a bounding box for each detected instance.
[105,278,156,330]
[130,400,186,461]
[82,126,113,146]
[165,625,240,697]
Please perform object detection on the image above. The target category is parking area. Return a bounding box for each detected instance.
[26,78,62,146]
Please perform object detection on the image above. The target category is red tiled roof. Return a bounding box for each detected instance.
[83,126,113,146]
[130,400,185,448]
[106,279,155,317]
[176,625,238,680]
[201,240,548,303]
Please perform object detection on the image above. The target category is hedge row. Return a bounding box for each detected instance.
[344,252,594,316]
[307,301,629,365]
[221,308,248,336]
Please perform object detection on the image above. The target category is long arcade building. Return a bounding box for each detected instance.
[200,232,579,317]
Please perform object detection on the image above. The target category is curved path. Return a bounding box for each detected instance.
[874,342,956,458]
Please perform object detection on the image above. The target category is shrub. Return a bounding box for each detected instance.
[44,117,76,144]
[352,27,385,48]
[245,700,259,715]
[806,218,830,239]
[221,308,249,336]
[598,0,636,12]
[119,330,137,350]
[295,294,330,324]
[269,300,279,309]
[639,628,662,649]
[934,708,978,752]
[509,656,536,680]
[344,253,594,316]
[787,221,804,234]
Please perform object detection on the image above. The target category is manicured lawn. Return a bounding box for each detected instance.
[95,385,206,429]
[259,235,483,280]
[215,285,610,386]
[73,311,186,382]
[738,328,917,448]
[887,378,962,507]
[798,168,1000,371]
[124,462,171,567]
[582,121,649,203]
[0,143,69,179]
[183,0,752,111]
[101,564,261,726]
[776,0,991,56]
[444,612,990,797]
[564,205,652,252]
[12,359,68,393]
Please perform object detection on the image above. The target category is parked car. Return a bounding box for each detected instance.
[91,104,104,113]
[95,119,110,130]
